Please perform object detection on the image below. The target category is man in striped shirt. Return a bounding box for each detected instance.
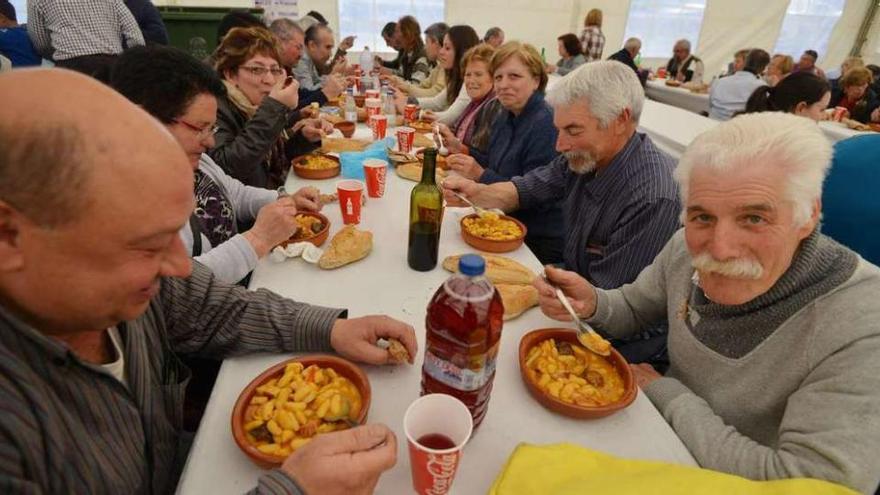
[0,69,415,495]
[443,61,680,364]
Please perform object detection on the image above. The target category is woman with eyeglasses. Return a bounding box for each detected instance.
[111,45,323,284]
[210,27,332,190]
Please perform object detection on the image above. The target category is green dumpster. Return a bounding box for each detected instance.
[158,7,263,60]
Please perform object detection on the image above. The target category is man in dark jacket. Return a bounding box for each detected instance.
[125,0,168,45]
[608,37,640,75]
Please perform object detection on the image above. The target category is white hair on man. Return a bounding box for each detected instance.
[675,39,691,51]
[546,60,644,128]
[624,37,641,51]
[674,112,832,228]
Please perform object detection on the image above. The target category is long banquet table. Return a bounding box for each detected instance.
[645,79,710,115]
[175,124,698,494]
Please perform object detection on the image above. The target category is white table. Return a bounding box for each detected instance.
[176,124,697,494]
[638,100,718,159]
[818,121,874,143]
[645,79,710,115]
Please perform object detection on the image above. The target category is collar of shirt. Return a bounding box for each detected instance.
[579,132,644,201]
[502,91,546,128]
[0,304,73,363]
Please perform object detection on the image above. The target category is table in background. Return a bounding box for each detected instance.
[175,124,697,494]
[645,79,710,115]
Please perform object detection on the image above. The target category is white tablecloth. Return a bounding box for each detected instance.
[175,124,697,494]
[645,79,710,115]
[818,121,874,143]
[638,100,718,159]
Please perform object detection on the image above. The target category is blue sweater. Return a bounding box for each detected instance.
[822,135,880,265]
[0,26,41,67]
[476,91,562,240]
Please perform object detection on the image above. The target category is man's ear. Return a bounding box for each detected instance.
[0,201,26,271]
[614,108,633,136]
[798,198,822,240]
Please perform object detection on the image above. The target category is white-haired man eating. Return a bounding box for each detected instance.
[535,112,880,493]
[444,60,680,365]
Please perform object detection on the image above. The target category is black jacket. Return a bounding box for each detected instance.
[125,0,169,45]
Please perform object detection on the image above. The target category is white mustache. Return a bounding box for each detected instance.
[692,252,764,280]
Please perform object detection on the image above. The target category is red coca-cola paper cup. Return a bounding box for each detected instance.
[336,180,364,224]
[365,97,382,119]
[363,159,387,198]
[365,89,381,100]
[397,126,416,153]
[369,114,388,140]
[404,394,473,495]
[404,104,419,123]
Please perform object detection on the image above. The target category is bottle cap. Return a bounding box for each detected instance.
[459,254,485,276]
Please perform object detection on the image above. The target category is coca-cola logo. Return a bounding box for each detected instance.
[425,453,458,495]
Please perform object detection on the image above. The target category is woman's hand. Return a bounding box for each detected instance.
[436,123,465,154]
[421,109,438,123]
[446,154,483,181]
[269,77,300,109]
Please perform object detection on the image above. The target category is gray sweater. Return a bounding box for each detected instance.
[588,229,880,493]
[178,154,277,284]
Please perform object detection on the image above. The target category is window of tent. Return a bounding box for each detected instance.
[623,0,707,59]
[773,0,845,61]
[10,0,26,23]
[337,0,444,53]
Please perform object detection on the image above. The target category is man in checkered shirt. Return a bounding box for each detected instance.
[27,0,143,80]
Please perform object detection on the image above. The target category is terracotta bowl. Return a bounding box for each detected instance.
[278,211,330,248]
[231,355,372,468]
[354,94,366,108]
[518,328,636,419]
[334,121,356,138]
[459,213,527,253]
[416,149,448,170]
[292,154,340,180]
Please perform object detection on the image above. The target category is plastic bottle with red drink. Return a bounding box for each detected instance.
[421,254,504,428]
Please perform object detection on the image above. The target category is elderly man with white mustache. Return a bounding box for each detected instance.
[534,112,880,494]
[443,60,680,365]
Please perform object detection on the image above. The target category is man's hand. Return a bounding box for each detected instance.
[331,58,349,76]
[446,154,484,181]
[330,315,417,365]
[339,35,356,52]
[243,197,299,257]
[292,186,321,211]
[533,265,598,321]
[441,175,482,206]
[322,73,345,99]
[269,77,300,109]
[630,363,661,390]
[281,424,397,495]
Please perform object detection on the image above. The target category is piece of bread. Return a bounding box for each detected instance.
[497,284,539,320]
[386,338,410,364]
[395,162,447,182]
[413,133,434,148]
[318,225,373,269]
[442,254,535,285]
[320,137,371,153]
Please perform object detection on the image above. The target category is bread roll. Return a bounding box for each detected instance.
[497,284,539,320]
[442,254,535,285]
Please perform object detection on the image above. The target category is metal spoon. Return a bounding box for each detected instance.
[443,186,504,217]
[541,274,611,356]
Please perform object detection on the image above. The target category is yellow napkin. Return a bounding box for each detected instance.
[489,444,857,495]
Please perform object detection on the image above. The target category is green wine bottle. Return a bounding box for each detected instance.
[407,148,443,271]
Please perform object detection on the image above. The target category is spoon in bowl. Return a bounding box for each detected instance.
[541,274,611,356]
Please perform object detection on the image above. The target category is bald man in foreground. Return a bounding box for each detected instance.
[0,69,416,494]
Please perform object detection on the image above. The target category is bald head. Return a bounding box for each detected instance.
[0,69,190,226]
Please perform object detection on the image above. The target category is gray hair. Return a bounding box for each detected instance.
[269,18,303,41]
[546,60,644,127]
[675,113,831,227]
[624,37,641,51]
[0,123,92,227]
[424,22,449,45]
[675,39,691,51]
[484,27,503,41]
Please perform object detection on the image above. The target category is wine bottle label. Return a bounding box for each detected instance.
[417,205,441,224]
[423,349,497,391]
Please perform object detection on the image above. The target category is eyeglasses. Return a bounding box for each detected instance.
[239,65,285,77]
[173,119,219,139]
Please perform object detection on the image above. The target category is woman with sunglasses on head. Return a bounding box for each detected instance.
[210,27,333,190]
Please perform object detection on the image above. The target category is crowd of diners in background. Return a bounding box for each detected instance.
[1,1,879,494]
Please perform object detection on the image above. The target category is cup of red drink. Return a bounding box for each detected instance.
[397,126,416,153]
[336,180,364,224]
[657,67,667,79]
[365,89,381,100]
[832,106,847,122]
[369,114,388,140]
[404,394,473,495]
[362,159,387,198]
[404,104,419,123]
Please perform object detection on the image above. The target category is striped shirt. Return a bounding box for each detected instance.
[0,261,343,494]
[512,132,681,289]
[579,26,605,62]
[27,0,144,61]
